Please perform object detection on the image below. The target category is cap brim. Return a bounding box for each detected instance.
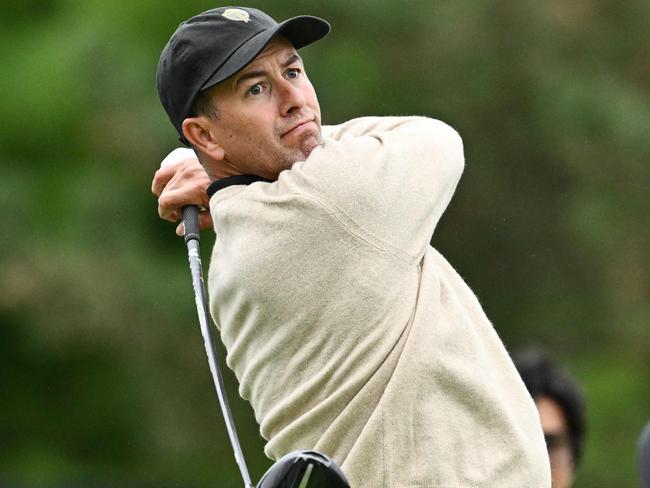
[199,15,330,92]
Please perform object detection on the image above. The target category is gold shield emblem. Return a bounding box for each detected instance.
[222,9,250,22]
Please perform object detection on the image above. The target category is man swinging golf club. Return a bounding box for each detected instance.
[153,5,552,487]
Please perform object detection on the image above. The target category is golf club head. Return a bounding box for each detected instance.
[257,450,350,488]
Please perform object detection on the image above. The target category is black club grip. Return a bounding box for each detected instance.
[182,205,201,243]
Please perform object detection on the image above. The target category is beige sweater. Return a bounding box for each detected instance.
[207,116,551,487]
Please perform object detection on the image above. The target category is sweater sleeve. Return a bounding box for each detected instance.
[294,116,464,261]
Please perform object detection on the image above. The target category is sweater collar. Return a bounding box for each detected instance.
[207,175,271,198]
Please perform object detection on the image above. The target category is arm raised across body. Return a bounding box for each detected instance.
[152,116,464,249]
[299,116,465,260]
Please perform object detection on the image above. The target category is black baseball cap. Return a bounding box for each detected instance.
[156,6,330,144]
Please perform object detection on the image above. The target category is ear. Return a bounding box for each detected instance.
[182,117,225,161]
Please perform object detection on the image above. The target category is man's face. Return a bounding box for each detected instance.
[203,36,322,180]
[536,396,575,488]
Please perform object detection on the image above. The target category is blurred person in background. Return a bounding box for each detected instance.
[512,350,587,488]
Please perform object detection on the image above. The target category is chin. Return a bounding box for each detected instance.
[300,135,322,159]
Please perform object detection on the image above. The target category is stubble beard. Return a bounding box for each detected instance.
[299,131,322,160]
[275,128,323,174]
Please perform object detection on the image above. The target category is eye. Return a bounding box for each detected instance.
[286,68,300,79]
[248,83,263,96]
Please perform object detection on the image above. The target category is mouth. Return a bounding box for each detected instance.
[281,118,316,138]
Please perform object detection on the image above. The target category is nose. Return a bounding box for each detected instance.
[277,79,307,116]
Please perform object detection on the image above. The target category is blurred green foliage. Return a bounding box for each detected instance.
[0,0,648,486]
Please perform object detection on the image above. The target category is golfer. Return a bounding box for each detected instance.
[153,6,551,487]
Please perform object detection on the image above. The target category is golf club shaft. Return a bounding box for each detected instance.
[182,205,254,488]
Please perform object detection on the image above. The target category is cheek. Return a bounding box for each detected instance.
[227,117,270,148]
[234,118,280,159]
[243,111,275,132]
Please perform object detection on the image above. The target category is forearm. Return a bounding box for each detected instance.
[305,116,465,258]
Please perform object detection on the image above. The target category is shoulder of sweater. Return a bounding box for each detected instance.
[322,115,462,143]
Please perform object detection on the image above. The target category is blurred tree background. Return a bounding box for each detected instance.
[0,0,648,486]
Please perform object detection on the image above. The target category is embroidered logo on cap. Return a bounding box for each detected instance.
[222,9,250,22]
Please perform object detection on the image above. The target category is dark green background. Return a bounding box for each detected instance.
[1,0,648,486]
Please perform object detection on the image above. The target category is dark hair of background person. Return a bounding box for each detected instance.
[511,350,587,466]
